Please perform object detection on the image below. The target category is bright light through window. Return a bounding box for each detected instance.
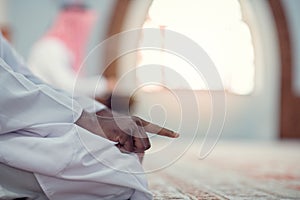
[136,0,255,95]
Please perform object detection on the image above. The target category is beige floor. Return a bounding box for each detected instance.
[144,140,300,199]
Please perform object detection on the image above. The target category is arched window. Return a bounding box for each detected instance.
[136,0,255,95]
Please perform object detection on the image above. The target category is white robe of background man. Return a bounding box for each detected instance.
[0,34,152,199]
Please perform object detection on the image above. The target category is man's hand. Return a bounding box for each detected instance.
[75,109,179,153]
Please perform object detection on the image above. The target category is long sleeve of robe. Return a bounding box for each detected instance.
[0,34,152,200]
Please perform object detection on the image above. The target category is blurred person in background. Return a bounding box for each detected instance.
[27,0,115,99]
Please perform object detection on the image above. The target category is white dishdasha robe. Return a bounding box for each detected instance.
[0,34,152,200]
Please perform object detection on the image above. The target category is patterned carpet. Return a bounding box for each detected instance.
[144,140,300,199]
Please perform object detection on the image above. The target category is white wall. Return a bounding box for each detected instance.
[128,0,281,140]
[0,0,8,25]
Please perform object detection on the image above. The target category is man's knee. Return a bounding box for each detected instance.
[0,163,48,200]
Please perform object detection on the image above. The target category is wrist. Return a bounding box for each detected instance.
[75,110,98,134]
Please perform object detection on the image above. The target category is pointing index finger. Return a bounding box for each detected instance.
[134,117,180,138]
